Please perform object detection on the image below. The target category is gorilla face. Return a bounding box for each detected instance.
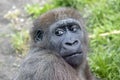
[49,19,85,68]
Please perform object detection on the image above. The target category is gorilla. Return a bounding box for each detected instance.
[14,7,96,80]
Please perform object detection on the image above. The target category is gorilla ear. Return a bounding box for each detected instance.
[33,29,44,42]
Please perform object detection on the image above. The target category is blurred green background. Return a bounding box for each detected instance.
[11,0,120,80]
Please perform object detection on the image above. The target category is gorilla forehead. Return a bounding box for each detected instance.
[49,18,81,30]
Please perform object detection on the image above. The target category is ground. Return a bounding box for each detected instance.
[0,0,45,80]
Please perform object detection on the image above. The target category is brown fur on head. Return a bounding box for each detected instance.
[33,7,84,30]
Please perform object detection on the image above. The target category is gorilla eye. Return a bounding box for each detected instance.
[55,28,64,36]
[70,25,79,32]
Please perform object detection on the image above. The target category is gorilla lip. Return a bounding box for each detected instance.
[63,52,82,58]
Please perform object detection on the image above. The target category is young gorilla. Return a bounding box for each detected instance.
[14,7,96,80]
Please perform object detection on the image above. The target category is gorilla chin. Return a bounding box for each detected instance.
[63,52,83,68]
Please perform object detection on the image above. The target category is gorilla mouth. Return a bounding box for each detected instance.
[63,52,83,58]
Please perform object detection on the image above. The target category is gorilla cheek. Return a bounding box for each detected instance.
[64,54,83,68]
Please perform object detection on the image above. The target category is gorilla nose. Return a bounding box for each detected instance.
[65,40,79,46]
[63,40,80,51]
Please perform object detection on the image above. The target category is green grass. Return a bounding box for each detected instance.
[11,30,29,55]
[25,3,54,18]
[89,34,120,80]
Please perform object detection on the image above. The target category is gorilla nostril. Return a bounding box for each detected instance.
[73,40,78,45]
[65,42,72,46]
